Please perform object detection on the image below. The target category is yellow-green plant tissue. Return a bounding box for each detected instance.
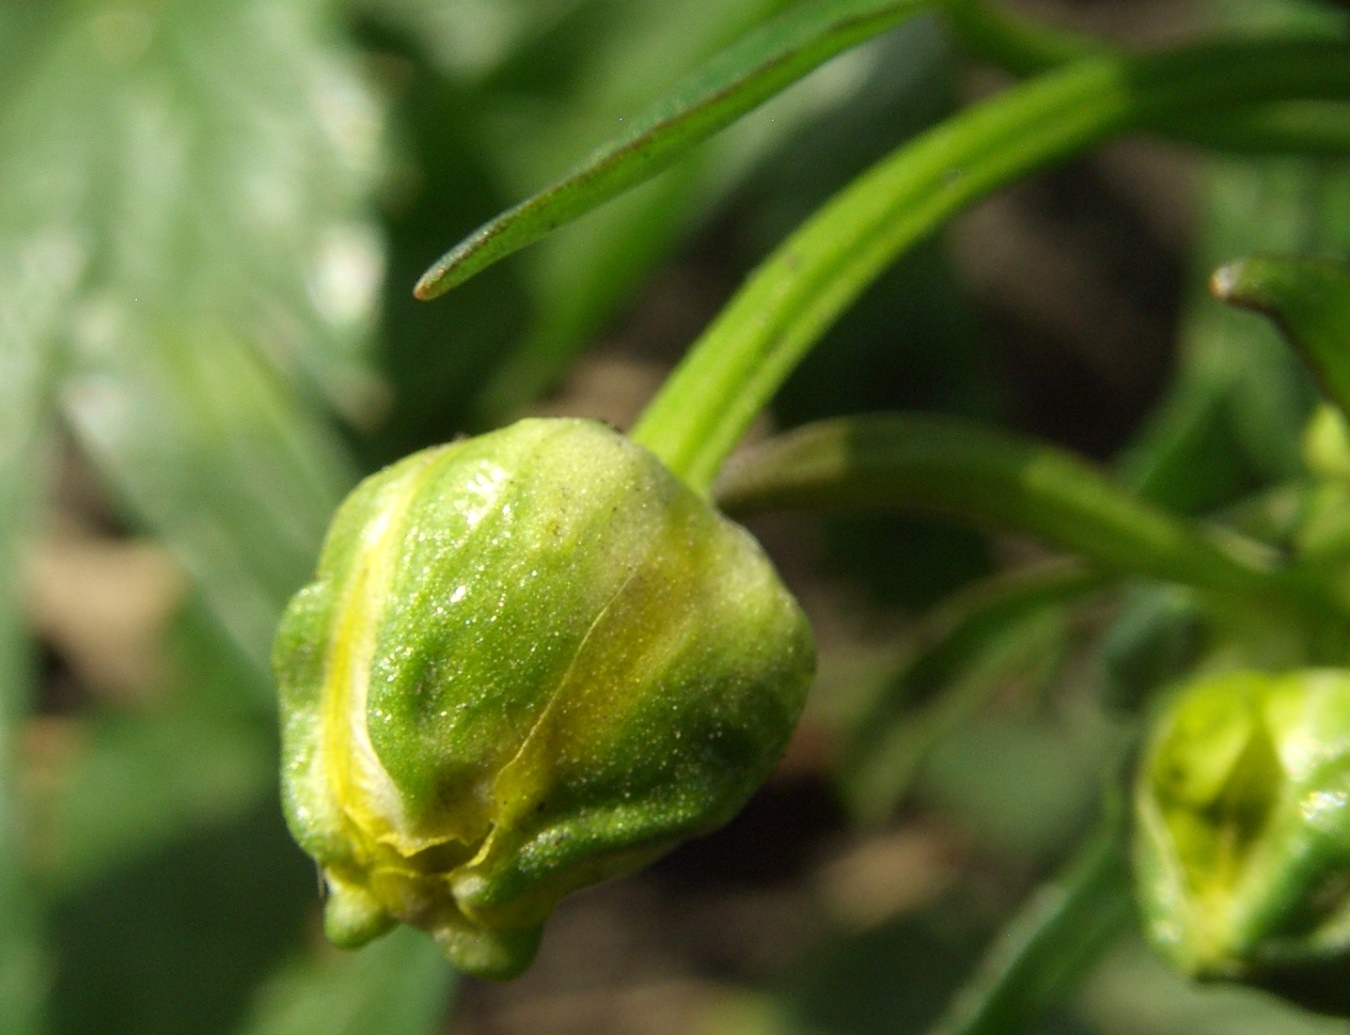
[275,418,814,978]
[1135,669,1350,1012]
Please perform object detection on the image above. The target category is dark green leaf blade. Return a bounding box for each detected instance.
[413,0,928,300]
[944,0,1102,75]
[1122,156,1350,513]
[927,808,1132,1035]
[38,712,275,894]
[1160,101,1350,155]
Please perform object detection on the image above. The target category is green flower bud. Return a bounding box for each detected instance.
[1134,669,1350,1011]
[275,418,814,979]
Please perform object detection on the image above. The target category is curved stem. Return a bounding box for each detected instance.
[630,39,1350,492]
[714,414,1281,598]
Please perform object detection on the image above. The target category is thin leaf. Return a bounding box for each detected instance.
[716,414,1280,597]
[632,39,1350,491]
[1211,254,1350,418]
[948,0,1350,157]
[413,0,930,300]
[1077,939,1350,1035]
[47,798,316,1035]
[349,0,594,82]
[477,13,956,427]
[35,713,275,894]
[473,167,709,424]
[27,590,278,898]
[466,0,795,424]
[1160,101,1350,155]
[1099,585,1209,712]
[944,0,1103,75]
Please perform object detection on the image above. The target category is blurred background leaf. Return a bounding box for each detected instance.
[237,927,456,1035]
[3,0,380,672]
[0,0,392,1031]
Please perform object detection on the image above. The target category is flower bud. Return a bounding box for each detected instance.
[275,418,814,978]
[1134,669,1350,1011]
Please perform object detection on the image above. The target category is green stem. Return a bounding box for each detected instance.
[926,799,1133,1035]
[714,414,1280,598]
[630,39,1350,493]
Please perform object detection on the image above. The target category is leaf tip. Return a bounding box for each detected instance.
[1209,259,1256,308]
[412,261,452,302]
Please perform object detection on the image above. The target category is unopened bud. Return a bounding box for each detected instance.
[1135,669,1350,1012]
[275,418,814,978]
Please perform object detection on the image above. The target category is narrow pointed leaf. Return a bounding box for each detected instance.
[947,0,1350,156]
[944,0,1102,75]
[38,712,275,893]
[473,11,955,425]
[631,39,1350,491]
[1212,255,1350,419]
[1117,4,1350,512]
[1161,101,1350,155]
[468,0,790,424]
[1122,160,1348,512]
[414,0,929,300]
